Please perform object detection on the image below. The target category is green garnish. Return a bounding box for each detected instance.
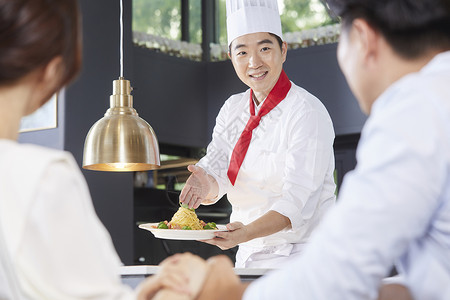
[182,226,192,230]
[203,222,217,230]
[180,203,195,211]
[157,222,168,229]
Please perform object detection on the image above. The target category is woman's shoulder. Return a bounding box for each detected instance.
[0,140,78,182]
[10,141,74,165]
[0,141,82,228]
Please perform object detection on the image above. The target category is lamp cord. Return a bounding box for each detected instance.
[120,0,124,78]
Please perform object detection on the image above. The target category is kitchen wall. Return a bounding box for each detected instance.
[132,48,208,148]
[18,0,364,265]
[134,44,366,148]
[284,44,367,135]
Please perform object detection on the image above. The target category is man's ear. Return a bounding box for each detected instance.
[352,18,380,67]
[281,41,288,63]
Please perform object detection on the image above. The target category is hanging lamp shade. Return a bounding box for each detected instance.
[83,77,160,171]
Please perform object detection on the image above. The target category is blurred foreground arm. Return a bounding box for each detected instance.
[195,256,413,300]
[136,253,208,300]
[197,255,248,300]
[377,283,413,300]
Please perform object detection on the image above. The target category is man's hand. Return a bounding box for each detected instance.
[197,255,248,300]
[179,165,216,209]
[200,222,248,250]
[136,253,208,300]
[377,283,413,300]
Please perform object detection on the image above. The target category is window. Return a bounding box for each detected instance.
[189,0,202,44]
[133,0,338,61]
[216,0,227,45]
[132,0,202,43]
[215,0,335,44]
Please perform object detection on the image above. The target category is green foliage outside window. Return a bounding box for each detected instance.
[133,0,181,40]
[189,0,202,44]
[280,0,335,32]
[216,0,227,45]
[133,0,336,44]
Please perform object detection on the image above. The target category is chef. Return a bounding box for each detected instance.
[179,0,336,268]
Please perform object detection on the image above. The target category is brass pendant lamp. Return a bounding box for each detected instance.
[82,0,160,172]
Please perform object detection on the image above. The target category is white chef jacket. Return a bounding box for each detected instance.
[197,82,336,268]
[244,52,450,299]
[0,140,135,300]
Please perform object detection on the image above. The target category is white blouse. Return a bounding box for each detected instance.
[0,140,135,300]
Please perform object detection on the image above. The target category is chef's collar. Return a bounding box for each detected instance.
[252,94,267,113]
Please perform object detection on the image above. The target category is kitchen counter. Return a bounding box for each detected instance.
[121,265,272,288]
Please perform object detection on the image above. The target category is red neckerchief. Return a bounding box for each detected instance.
[227,69,291,185]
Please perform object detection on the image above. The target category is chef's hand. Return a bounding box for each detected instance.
[136,253,208,300]
[196,255,248,300]
[179,165,217,209]
[200,222,248,250]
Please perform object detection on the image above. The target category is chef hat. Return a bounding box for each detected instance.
[226,0,283,47]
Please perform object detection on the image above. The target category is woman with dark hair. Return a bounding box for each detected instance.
[178,0,450,299]
[0,1,205,299]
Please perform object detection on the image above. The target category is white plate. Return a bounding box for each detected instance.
[139,223,228,240]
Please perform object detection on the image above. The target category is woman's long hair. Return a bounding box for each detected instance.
[0,0,82,92]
